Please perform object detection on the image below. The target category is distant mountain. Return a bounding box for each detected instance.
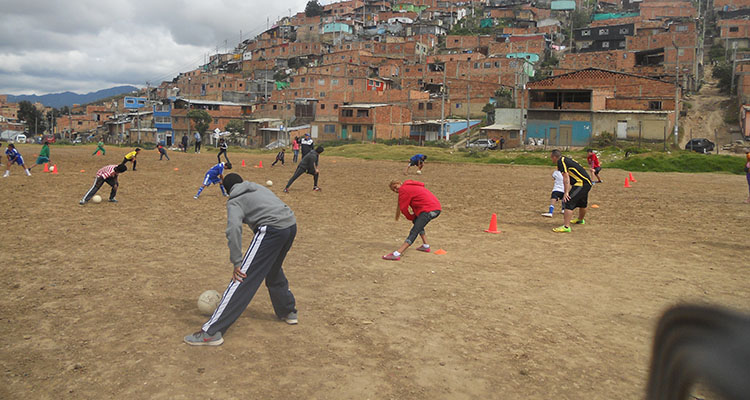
[8,85,139,108]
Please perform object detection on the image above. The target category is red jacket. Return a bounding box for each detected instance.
[398,180,441,221]
[587,153,600,168]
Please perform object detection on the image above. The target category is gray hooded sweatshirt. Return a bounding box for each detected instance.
[225,181,296,266]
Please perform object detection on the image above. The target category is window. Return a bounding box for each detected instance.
[730,26,739,32]
[319,92,325,97]
[581,29,591,36]
[286,104,291,110]
[602,42,610,48]
[334,104,338,109]
[426,103,433,110]
[455,103,461,109]
[301,77,306,82]
[348,79,354,85]
[649,101,662,110]
[494,62,499,68]
[418,103,424,110]
[619,28,629,35]
[155,116,171,124]
[675,25,688,32]
[352,125,362,132]
[474,62,479,69]
[418,68,422,72]
[324,124,336,133]
[290,77,294,82]
[599,28,609,35]
[406,68,410,72]
[678,48,684,56]
[484,62,491,68]
[318,79,325,85]
[332,79,339,85]
[357,109,369,117]
[273,105,277,110]
[321,104,326,110]
[342,109,353,117]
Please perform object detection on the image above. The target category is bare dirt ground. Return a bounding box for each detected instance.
[1,144,748,399]
[681,65,734,151]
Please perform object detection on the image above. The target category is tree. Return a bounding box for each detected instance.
[187,109,212,136]
[17,101,46,134]
[305,0,323,17]
[225,119,244,134]
[712,62,733,94]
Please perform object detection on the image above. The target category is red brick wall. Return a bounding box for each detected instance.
[714,0,750,10]
[640,2,697,19]
[444,35,494,50]
[488,37,546,56]
[719,19,750,39]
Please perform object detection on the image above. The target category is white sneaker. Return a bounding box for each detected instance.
[3,171,9,178]
[25,169,31,176]
[541,213,553,218]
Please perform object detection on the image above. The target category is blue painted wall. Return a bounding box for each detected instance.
[527,120,592,146]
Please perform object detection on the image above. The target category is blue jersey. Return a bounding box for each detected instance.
[410,154,424,163]
[206,162,225,178]
[6,148,21,162]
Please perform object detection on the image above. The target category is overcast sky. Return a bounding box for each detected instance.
[0,0,309,95]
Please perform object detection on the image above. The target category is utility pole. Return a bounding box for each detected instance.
[569,10,574,51]
[673,42,680,147]
[441,63,447,140]
[694,0,701,90]
[466,84,471,138]
[730,43,738,95]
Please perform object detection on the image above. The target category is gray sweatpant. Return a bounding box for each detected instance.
[202,224,297,335]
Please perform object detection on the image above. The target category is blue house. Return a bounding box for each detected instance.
[153,102,174,146]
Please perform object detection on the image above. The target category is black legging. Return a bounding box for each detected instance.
[285,167,318,189]
[195,141,201,153]
[81,176,118,202]
[217,148,229,163]
[122,158,136,171]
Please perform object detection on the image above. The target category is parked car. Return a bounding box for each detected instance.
[685,138,715,153]
[72,137,82,144]
[12,134,27,144]
[466,139,497,150]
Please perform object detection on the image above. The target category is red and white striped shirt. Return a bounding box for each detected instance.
[96,165,118,179]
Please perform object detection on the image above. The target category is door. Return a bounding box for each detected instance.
[311,125,318,139]
[367,126,374,141]
[617,121,627,139]
[559,125,572,148]
[341,125,348,139]
[550,127,558,145]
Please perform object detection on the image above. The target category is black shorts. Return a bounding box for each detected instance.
[551,191,564,200]
[409,160,420,166]
[594,167,601,174]
[564,185,590,210]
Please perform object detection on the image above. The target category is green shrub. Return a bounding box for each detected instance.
[590,131,616,147]
[609,153,746,174]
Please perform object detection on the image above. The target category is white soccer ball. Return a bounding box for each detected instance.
[197,290,221,315]
[266,180,273,186]
[416,170,422,175]
[92,195,102,203]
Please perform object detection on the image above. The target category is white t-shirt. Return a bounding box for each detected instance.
[552,170,564,193]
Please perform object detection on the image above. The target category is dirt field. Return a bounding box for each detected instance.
[1,144,748,399]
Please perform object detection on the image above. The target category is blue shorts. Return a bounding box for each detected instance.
[203,174,221,186]
[11,156,24,165]
[36,156,49,165]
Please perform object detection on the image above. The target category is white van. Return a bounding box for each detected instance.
[13,134,27,144]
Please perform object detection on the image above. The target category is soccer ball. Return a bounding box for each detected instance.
[266,180,273,186]
[197,290,221,315]
[92,195,102,203]
[416,170,422,175]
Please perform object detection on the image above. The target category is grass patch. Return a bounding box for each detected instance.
[609,152,746,174]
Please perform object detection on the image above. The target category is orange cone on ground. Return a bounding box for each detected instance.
[80,169,85,173]
[624,177,631,188]
[255,160,263,168]
[43,163,49,172]
[241,159,246,167]
[52,164,59,174]
[434,249,447,255]
[628,172,637,183]
[484,213,502,234]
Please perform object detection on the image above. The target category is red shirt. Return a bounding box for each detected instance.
[96,165,118,179]
[587,153,600,169]
[398,180,441,221]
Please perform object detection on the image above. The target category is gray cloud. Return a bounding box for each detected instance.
[0,0,308,95]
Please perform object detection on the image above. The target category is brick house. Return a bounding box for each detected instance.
[314,104,411,141]
[171,98,252,142]
[525,68,676,146]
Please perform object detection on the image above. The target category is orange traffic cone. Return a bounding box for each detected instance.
[52,164,59,174]
[628,172,637,183]
[484,213,502,234]
[241,159,246,167]
[624,177,631,188]
[255,160,263,168]
[43,163,49,172]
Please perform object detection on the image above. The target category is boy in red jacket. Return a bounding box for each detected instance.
[587,149,603,183]
[383,180,442,261]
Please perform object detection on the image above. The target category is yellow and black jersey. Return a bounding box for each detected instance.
[557,156,592,187]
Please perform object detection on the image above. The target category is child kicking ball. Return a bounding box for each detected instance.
[382,180,442,261]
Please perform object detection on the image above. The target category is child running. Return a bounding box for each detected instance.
[92,139,106,155]
[29,140,51,170]
[79,164,127,204]
[405,154,427,175]
[382,179,442,261]
[194,162,232,199]
[157,144,170,160]
[217,138,229,163]
[283,146,323,192]
[183,173,299,346]
[272,148,286,166]
[587,149,603,183]
[745,149,750,204]
[3,144,31,177]
[541,169,565,217]
[122,148,141,171]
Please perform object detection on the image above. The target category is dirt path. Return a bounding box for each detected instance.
[680,65,733,151]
